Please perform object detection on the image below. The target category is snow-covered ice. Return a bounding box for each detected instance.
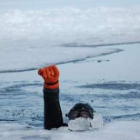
[0,0,140,140]
[0,44,140,140]
[0,121,140,140]
[0,5,140,72]
[68,113,103,131]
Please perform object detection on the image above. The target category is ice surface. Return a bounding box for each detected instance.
[1,0,140,11]
[90,113,103,129]
[0,44,140,140]
[68,118,91,131]
[0,46,121,72]
[0,6,140,71]
[0,1,140,139]
[68,113,103,131]
[0,121,140,140]
[1,6,140,43]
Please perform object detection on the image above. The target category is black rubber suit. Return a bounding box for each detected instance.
[43,88,67,130]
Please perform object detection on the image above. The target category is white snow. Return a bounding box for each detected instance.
[0,1,140,140]
[1,0,140,11]
[0,44,140,140]
[0,6,140,71]
[68,113,103,131]
[0,42,121,71]
[68,118,92,131]
[0,121,140,140]
[90,113,103,129]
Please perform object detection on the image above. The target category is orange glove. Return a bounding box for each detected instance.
[38,65,59,89]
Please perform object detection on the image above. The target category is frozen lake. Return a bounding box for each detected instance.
[0,1,140,139]
[0,44,140,140]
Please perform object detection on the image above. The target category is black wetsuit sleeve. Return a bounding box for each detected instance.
[43,88,64,130]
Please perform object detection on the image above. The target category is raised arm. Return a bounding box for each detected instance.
[38,65,64,130]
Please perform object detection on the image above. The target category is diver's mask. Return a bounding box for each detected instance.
[66,103,94,120]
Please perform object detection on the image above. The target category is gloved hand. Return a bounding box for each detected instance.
[38,65,59,89]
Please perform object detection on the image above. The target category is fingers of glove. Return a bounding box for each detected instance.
[42,69,48,80]
[49,66,54,77]
[38,69,43,76]
[38,68,48,82]
[38,65,59,83]
[52,65,59,78]
[44,67,51,79]
[43,66,56,83]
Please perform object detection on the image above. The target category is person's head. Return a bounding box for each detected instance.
[67,103,95,120]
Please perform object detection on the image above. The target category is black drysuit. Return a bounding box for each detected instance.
[43,88,68,130]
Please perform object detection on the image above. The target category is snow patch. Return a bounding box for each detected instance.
[0,121,140,140]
